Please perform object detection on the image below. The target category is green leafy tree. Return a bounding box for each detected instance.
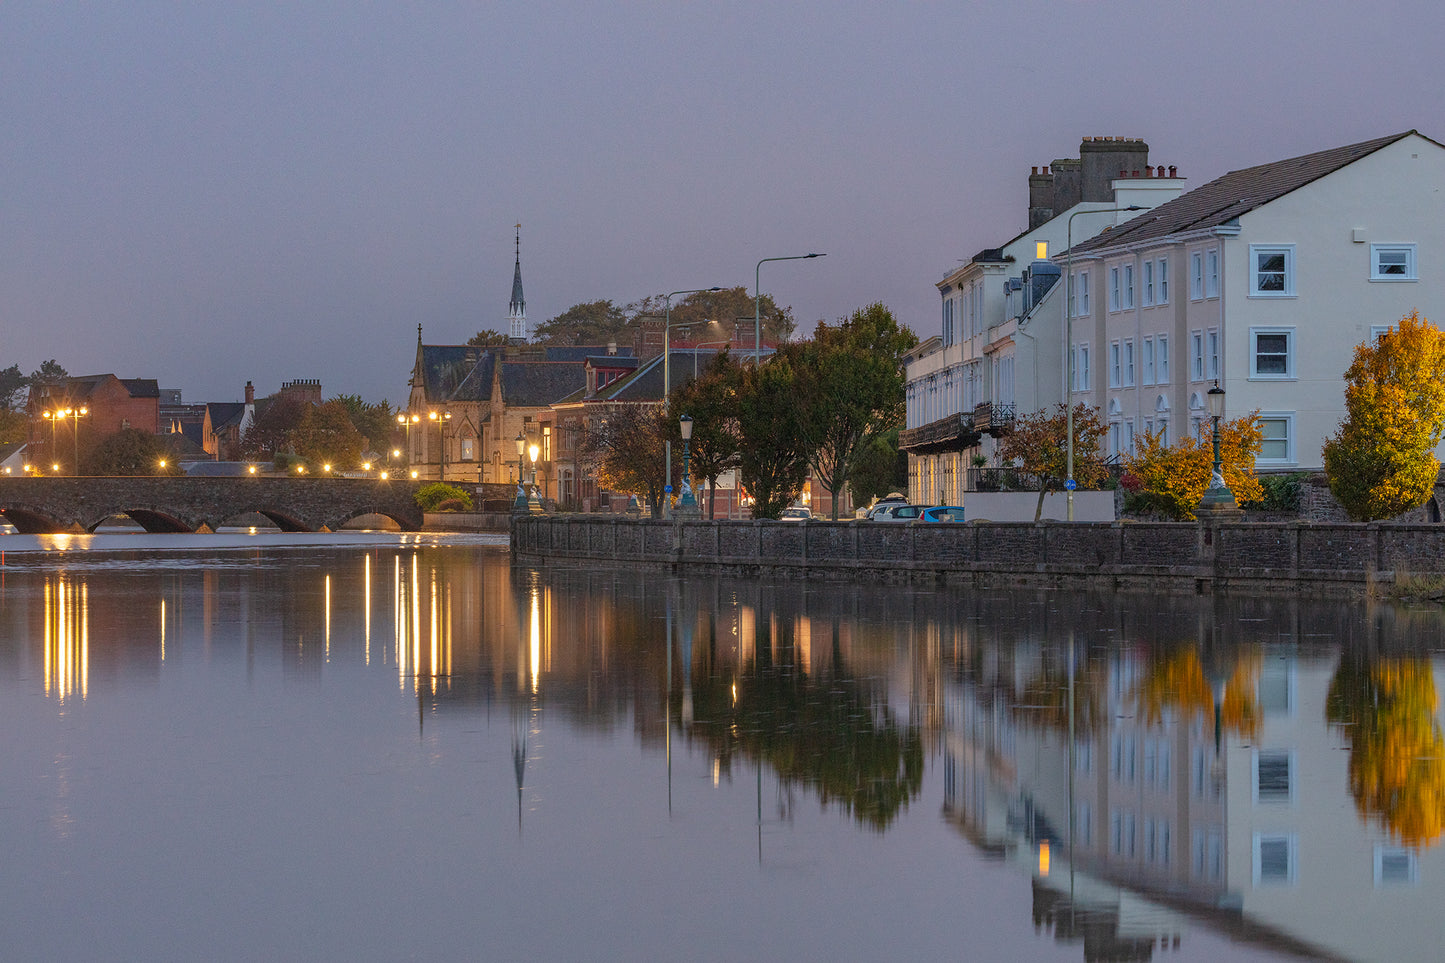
[0,409,24,446]
[329,394,395,454]
[533,300,630,346]
[736,349,811,518]
[82,427,169,475]
[997,403,1109,521]
[793,303,917,519]
[29,359,68,385]
[0,364,27,410]
[580,404,669,511]
[239,396,309,460]
[467,328,511,347]
[1323,311,1445,521]
[291,400,365,467]
[414,482,474,512]
[848,428,906,506]
[667,351,742,518]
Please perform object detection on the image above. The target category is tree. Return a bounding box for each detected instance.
[667,352,742,518]
[793,303,917,519]
[997,403,1109,520]
[0,364,27,410]
[239,396,309,460]
[1323,311,1445,521]
[82,427,169,475]
[848,429,906,507]
[290,400,365,467]
[1123,416,1265,520]
[644,286,796,347]
[29,359,68,386]
[579,404,669,511]
[735,350,810,518]
[330,394,395,454]
[533,300,629,346]
[467,328,511,348]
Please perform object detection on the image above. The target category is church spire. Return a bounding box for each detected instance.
[508,224,528,341]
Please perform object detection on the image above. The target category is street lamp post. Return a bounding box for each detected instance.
[1197,380,1239,515]
[677,414,699,515]
[664,287,722,401]
[428,410,451,481]
[755,254,825,364]
[513,431,529,512]
[398,413,420,469]
[528,442,542,513]
[1063,206,1144,520]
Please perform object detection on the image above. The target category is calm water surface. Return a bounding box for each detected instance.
[1,532,1442,962]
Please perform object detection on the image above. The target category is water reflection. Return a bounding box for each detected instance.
[6,542,1445,960]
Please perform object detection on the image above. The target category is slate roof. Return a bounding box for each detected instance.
[500,362,588,408]
[417,347,497,403]
[66,374,161,399]
[562,347,754,405]
[544,345,636,363]
[1069,131,1422,255]
[207,402,246,431]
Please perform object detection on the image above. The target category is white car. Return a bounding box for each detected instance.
[780,506,812,521]
[869,503,924,522]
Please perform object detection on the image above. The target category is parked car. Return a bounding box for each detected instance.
[780,506,812,521]
[921,506,966,523]
[870,503,925,522]
[861,492,908,519]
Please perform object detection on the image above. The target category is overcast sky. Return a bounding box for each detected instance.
[5,1,1444,404]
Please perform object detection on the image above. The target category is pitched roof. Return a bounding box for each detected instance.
[500,361,587,408]
[1069,131,1422,255]
[416,347,497,403]
[544,345,635,363]
[206,402,246,430]
[66,374,161,400]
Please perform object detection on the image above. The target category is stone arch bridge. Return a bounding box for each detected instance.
[0,476,426,534]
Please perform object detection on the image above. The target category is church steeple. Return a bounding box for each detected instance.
[508,224,529,341]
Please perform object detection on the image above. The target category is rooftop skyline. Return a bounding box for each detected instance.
[6,1,1444,404]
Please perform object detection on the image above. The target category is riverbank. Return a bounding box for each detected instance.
[510,514,1445,594]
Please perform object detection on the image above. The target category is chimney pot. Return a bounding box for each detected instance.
[1132,170,1140,177]
[1043,165,1049,175]
[1169,165,1177,177]
[1031,166,1038,175]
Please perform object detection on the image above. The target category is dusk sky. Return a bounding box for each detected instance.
[5,1,1444,405]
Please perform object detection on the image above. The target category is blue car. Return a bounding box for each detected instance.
[920,506,966,523]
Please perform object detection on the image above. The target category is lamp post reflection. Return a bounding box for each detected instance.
[44,575,88,701]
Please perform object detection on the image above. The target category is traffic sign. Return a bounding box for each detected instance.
[1064,478,1077,491]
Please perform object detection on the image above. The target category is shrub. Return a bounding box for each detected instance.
[1249,472,1305,513]
[414,483,473,512]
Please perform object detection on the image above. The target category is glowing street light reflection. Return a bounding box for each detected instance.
[44,576,88,701]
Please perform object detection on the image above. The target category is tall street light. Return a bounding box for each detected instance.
[755,254,825,364]
[1063,206,1143,521]
[664,287,722,401]
[513,431,529,512]
[429,410,451,481]
[528,440,543,513]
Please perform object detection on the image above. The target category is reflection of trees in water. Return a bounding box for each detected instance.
[1327,655,1445,848]
[687,619,923,831]
[1131,645,1261,745]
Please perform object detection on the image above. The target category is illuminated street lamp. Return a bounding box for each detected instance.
[677,414,699,515]
[528,441,542,513]
[429,410,451,481]
[513,431,529,512]
[755,254,825,364]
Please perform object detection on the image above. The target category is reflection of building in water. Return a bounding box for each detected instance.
[936,594,1445,961]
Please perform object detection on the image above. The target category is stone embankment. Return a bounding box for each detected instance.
[510,515,1445,593]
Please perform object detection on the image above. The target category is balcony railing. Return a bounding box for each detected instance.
[968,467,1044,492]
[899,411,980,453]
[972,402,1015,435]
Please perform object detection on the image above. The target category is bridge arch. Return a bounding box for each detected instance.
[1,504,80,535]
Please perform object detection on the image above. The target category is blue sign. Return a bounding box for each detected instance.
[664,485,673,494]
[1064,478,1077,491]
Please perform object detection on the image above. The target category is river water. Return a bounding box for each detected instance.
[1,532,1441,962]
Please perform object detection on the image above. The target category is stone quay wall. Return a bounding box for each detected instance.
[510,515,1445,592]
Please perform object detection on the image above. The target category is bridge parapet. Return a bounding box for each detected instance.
[0,476,426,533]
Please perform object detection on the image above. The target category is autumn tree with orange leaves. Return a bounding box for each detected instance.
[1323,311,1445,521]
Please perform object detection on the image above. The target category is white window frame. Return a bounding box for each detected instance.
[1253,833,1298,886]
[1249,243,1296,297]
[1375,846,1419,886]
[1077,271,1090,316]
[1157,335,1169,384]
[1109,341,1122,388]
[1142,260,1154,306]
[1205,248,1220,298]
[1157,257,1169,304]
[1123,339,1135,387]
[1371,243,1417,281]
[1207,328,1220,380]
[1250,326,1295,380]
[1075,343,1091,391]
[1190,251,1204,300]
[1123,264,1135,309]
[1190,330,1204,381]
[1253,749,1295,804]
[1142,337,1155,386]
[1109,266,1121,312]
[1257,411,1296,465]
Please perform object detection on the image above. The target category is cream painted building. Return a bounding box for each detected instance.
[1066,130,1445,471]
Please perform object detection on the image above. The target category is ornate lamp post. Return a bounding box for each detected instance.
[527,441,543,513]
[677,414,699,515]
[1197,380,1240,515]
[512,431,529,512]
[428,410,451,481]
